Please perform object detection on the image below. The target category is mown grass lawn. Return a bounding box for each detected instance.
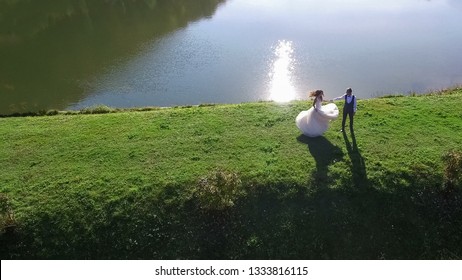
[1,88,461,259]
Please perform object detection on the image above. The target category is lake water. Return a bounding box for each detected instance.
[1,0,461,114]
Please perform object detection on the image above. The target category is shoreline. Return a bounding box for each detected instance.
[2,85,460,118]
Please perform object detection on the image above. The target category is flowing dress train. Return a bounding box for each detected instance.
[295,99,339,137]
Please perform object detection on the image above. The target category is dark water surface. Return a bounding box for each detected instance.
[1,0,461,113]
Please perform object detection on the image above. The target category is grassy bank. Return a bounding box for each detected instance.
[1,88,462,259]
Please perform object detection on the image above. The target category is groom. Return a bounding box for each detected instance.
[332,88,357,132]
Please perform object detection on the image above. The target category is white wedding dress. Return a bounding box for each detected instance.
[295,98,339,137]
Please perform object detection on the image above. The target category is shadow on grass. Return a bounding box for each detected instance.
[343,131,369,189]
[296,135,343,188]
[2,161,462,260]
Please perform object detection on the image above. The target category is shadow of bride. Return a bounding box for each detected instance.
[343,131,369,188]
[297,135,344,188]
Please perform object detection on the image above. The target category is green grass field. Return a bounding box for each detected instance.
[1,88,461,259]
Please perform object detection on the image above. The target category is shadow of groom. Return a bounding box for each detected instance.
[297,135,343,188]
[342,131,369,188]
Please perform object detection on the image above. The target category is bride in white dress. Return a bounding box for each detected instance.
[295,90,339,137]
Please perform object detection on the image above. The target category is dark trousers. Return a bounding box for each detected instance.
[342,109,354,130]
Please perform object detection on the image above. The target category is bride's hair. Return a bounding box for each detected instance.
[309,90,324,98]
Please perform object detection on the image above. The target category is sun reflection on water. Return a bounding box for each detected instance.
[268,40,296,102]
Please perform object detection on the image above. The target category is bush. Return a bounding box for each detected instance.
[442,150,462,192]
[194,168,243,210]
[0,193,16,233]
[80,105,116,114]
